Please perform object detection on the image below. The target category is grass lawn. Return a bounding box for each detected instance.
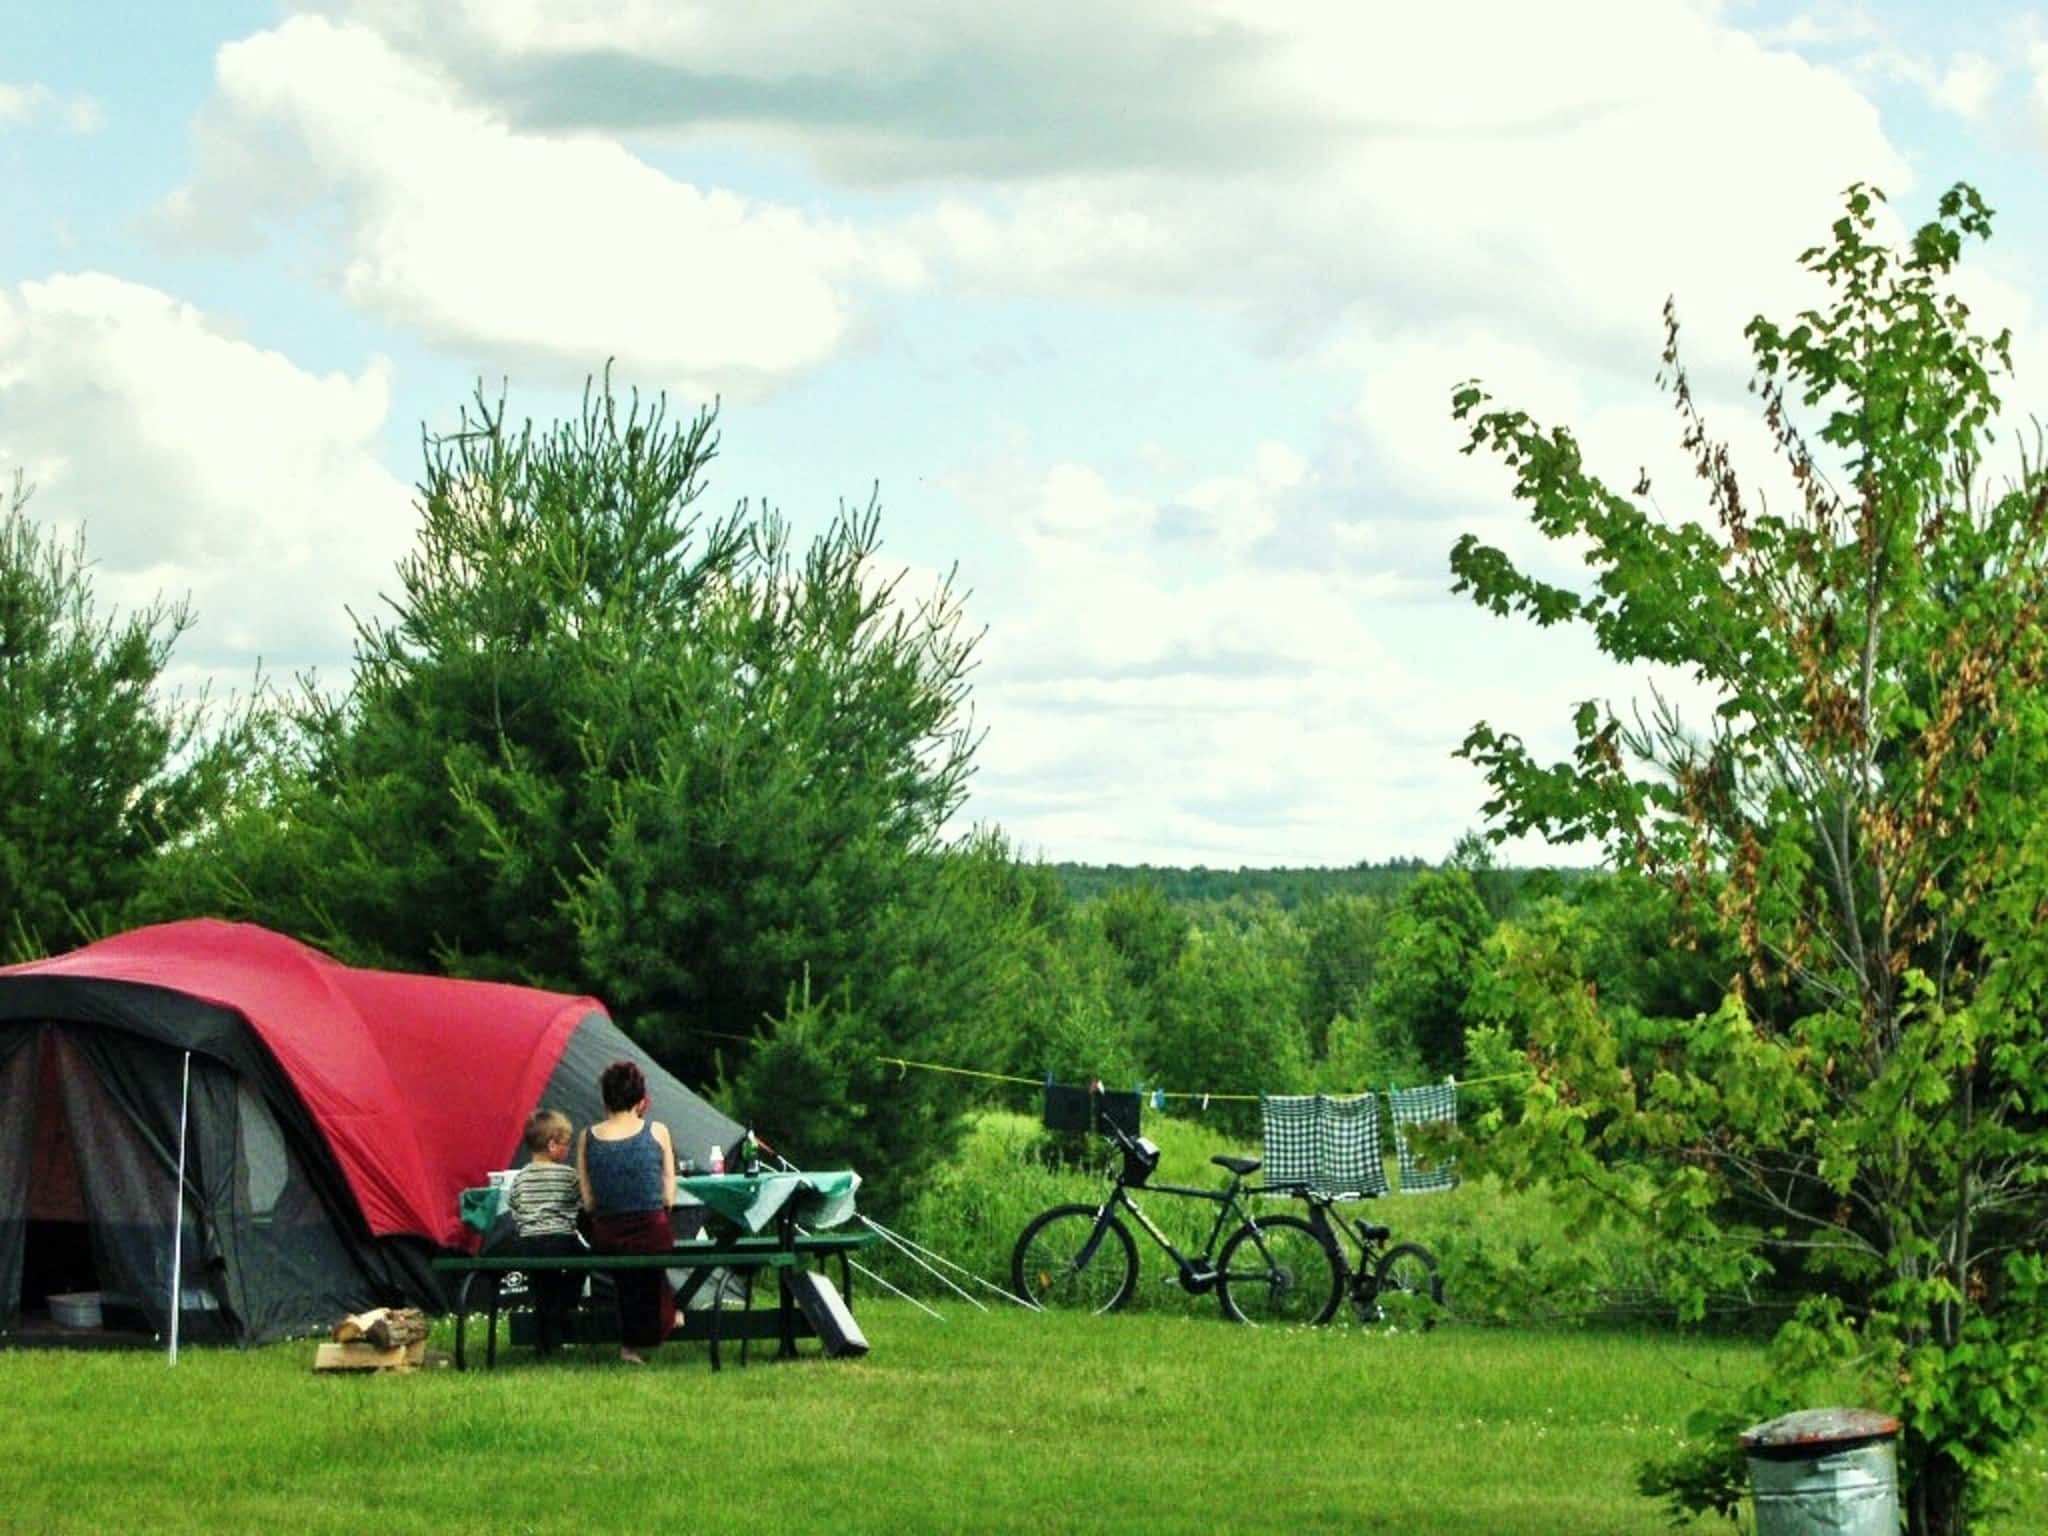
[7,1302,2048,1534]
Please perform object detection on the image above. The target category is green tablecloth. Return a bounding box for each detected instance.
[676,1170,860,1235]
[459,1184,504,1235]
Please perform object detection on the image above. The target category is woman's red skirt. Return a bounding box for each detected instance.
[590,1208,676,1349]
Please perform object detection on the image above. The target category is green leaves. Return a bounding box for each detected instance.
[1449,182,2048,1532]
[0,472,270,960]
[161,375,998,1207]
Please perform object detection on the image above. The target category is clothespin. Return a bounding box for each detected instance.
[1089,1078,1104,1095]
[1151,1087,1166,1110]
[1200,1093,1210,1111]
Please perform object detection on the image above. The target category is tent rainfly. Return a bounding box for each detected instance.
[0,919,740,1344]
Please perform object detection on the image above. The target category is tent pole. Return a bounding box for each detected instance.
[169,1049,190,1366]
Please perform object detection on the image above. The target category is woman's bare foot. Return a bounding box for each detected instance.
[619,1348,646,1365]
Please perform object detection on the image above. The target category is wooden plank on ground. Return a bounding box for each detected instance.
[313,1339,428,1373]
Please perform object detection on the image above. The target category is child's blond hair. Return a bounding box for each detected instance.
[523,1108,573,1156]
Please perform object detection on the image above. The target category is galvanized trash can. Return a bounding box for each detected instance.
[1740,1407,1901,1534]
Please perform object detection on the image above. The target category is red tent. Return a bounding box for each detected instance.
[18,920,593,1244]
[1,919,738,1342]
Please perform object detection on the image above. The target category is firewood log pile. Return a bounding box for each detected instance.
[312,1307,435,1372]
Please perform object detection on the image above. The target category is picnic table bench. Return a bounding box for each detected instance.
[432,1230,876,1372]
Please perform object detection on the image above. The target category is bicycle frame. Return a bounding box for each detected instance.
[1298,1194,1391,1275]
[1280,1186,1441,1324]
[1101,1178,1247,1290]
[1073,1122,1265,1292]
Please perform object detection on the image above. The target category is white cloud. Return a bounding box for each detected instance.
[138,0,1979,864]
[1171,442,1303,560]
[0,274,412,681]
[326,0,1313,178]
[0,83,43,123]
[1752,3,1883,50]
[1872,45,2002,121]
[0,81,104,132]
[946,431,1647,863]
[1752,6,2006,124]
[970,553,1657,866]
[309,0,1904,386]
[167,16,924,399]
[1345,320,1796,534]
[1931,52,1999,119]
[1022,462,1157,551]
[943,273,1833,861]
[2033,40,2048,139]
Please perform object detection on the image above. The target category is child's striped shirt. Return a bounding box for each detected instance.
[508,1161,581,1239]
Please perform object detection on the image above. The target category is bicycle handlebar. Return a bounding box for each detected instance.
[1100,1118,1140,1151]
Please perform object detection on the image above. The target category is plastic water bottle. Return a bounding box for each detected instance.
[708,1144,724,1175]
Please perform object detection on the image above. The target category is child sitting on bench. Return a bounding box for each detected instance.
[507,1109,584,1354]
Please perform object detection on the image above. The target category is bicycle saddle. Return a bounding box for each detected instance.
[1211,1154,1261,1176]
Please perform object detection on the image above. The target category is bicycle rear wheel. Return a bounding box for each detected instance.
[1364,1242,1443,1327]
[1216,1214,1342,1326]
[1011,1204,1139,1314]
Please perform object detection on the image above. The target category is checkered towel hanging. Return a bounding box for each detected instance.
[1260,1093,1388,1197]
[1389,1081,1459,1193]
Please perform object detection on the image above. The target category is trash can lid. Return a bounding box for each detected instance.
[1740,1407,1900,1454]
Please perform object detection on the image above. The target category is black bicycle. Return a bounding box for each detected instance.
[1295,1189,1443,1325]
[1010,1119,1344,1326]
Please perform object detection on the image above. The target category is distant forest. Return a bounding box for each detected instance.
[1053,858,1457,908]
[1049,857,1598,911]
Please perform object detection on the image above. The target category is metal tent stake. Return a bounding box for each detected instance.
[169,1050,190,1366]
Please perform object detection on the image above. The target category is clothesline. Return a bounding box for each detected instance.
[873,1053,1534,1100]
[863,1055,1484,1196]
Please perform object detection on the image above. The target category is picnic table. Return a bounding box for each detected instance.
[436,1169,869,1370]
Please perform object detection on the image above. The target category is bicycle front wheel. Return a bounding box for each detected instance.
[1367,1241,1443,1327]
[1216,1214,1342,1326]
[1011,1204,1139,1314]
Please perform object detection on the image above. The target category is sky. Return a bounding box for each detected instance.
[5,2,2048,870]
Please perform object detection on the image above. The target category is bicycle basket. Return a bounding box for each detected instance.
[1122,1136,1161,1186]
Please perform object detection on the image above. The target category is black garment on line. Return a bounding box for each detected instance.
[1042,1081,1141,1138]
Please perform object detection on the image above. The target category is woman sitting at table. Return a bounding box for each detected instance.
[577,1059,677,1365]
